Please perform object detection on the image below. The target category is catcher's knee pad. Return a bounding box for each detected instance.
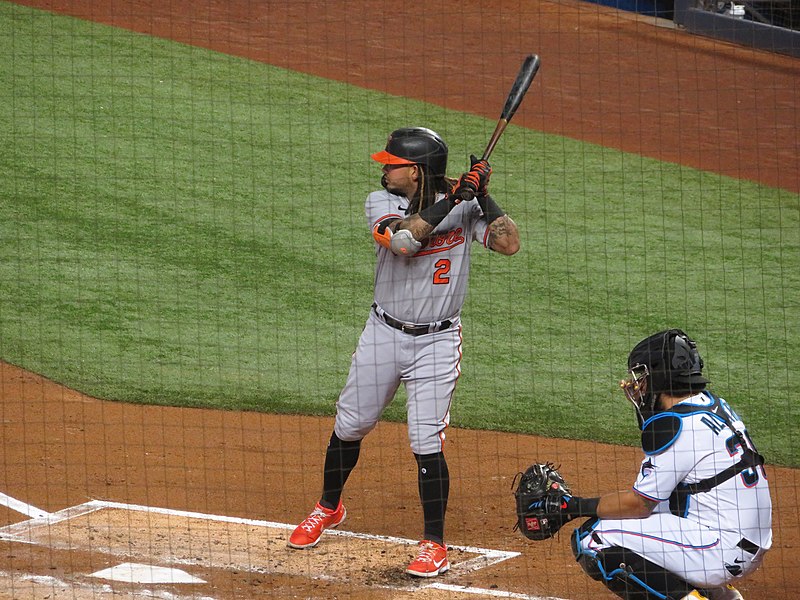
[572,532,694,600]
[571,519,603,581]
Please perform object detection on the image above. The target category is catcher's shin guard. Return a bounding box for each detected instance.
[571,519,603,581]
[571,523,694,600]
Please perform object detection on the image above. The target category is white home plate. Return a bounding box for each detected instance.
[90,563,206,584]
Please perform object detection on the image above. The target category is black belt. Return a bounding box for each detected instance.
[372,304,453,336]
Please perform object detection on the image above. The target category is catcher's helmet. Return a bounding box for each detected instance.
[623,329,709,425]
[371,127,448,179]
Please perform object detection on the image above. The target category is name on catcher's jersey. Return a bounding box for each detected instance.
[632,392,772,550]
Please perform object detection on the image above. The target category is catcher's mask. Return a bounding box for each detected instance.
[372,127,450,212]
[621,329,709,427]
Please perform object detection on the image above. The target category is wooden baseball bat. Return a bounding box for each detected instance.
[482,54,541,160]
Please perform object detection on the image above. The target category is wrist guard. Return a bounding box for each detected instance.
[477,194,506,225]
[567,496,600,519]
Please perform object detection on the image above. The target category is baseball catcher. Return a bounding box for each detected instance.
[513,329,771,600]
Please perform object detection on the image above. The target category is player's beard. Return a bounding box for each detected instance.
[381,174,401,195]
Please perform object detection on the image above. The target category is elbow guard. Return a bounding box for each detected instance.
[390,229,422,256]
[372,220,394,250]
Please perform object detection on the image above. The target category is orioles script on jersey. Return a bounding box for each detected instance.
[417,228,465,256]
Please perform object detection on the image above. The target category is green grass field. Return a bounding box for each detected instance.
[2,4,798,465]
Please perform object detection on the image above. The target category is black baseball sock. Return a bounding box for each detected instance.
[320,431,361,510]
[414,451,449,546]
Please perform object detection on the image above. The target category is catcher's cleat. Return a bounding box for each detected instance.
[681,591,710,600]
[406,540,450,578]
[705,585,744,600]
[287,501,346,549]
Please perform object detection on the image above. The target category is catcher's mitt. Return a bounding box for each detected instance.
[512,462,573,541]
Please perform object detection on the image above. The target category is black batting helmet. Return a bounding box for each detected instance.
[371,127,448,179]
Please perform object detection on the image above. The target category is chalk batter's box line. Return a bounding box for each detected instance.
[0,498,571,600]
[0,499,519,572]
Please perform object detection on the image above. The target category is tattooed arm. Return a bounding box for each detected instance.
[487,214,520,255]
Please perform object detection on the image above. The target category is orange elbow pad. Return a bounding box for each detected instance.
[372,218,396,250]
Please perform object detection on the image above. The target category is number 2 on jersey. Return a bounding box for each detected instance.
[433,259,451,284]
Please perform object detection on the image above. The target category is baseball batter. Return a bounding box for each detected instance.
[530,329,772,600]
[288,127,520,577]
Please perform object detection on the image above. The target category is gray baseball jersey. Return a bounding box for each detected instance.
[333,190,492,455]
[367,190,489,324]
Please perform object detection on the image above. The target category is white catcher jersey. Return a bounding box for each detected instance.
[366,190,489,324]
[577,391,772,587]
[633,391,772,550]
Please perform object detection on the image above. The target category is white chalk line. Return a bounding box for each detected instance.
[0,492,50,519]
[75,500,522,572]
[0,496,569,600]
[0,570,218,600]
[428,584,572,600]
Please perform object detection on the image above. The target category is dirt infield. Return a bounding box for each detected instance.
[3,0,799,598]
[0,364,798,600]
